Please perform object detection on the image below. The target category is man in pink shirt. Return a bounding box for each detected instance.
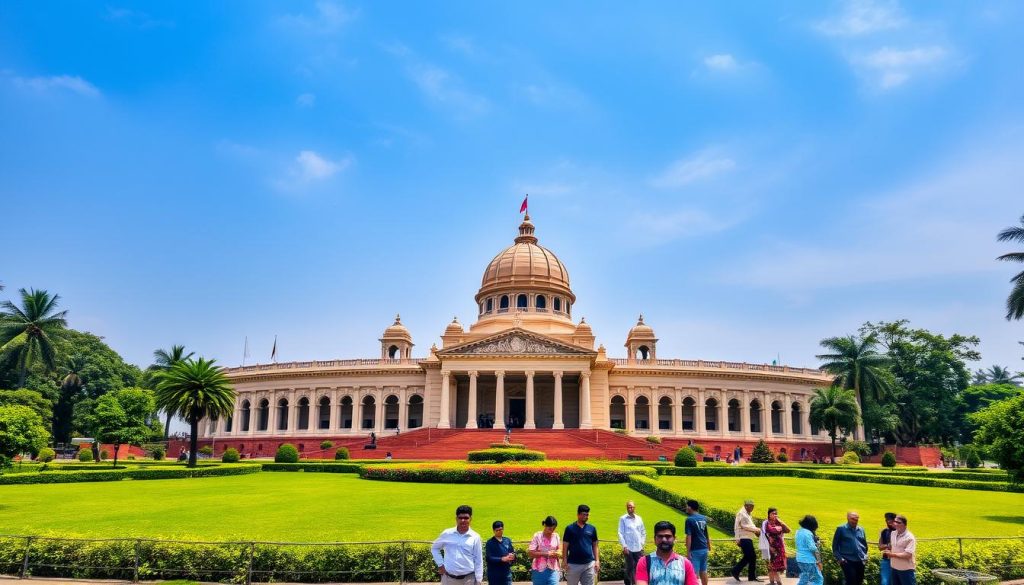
[636,521,699,585]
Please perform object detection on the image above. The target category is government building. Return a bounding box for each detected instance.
[197,214,845,461]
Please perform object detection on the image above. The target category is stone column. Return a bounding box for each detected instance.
[524,370,536,429]
[438,373,451,429]
[783,394,793,437]
[375,388,385,434]
[579,372,592,429]
[248,393,257,437]
[268,392,279,433]
[718,398,727,436]
[626,386,636,433]
[494,371,506,427]
[467,372,479,429]
[398,386,408,432]
[289,390,300,433]
[695,388,706,435]
[801,404,811,437]
[673,388,683,434]
[741,390,752,439]
[552,371,564,429]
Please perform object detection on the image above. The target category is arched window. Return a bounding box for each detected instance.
[407,395,424,429]
[516,294,528,309]
[727,399,741,432]
[339,396,354,429]
[566,303,571,317]
[240,400,251,432]
[704,398,719,431]
[277,398,289,431]
[637,345,651,360]
[499,295,509,311]
[384,395,400,429]
[297,397,310,430]
[791,402,803,434]
[610,395,626,429]
[634,396,650,430]
[681,397,696,431]
[771,401,783,434]
[388,345,399,359]
[257,399,269,431]
[553,297,562,312]
[225,415,233,433]
[749,400,762,434]
[361,395,376,429]
[535,295,547,310]
[317,397,331,430]
[658,396,672,430]
[486,299,493,313]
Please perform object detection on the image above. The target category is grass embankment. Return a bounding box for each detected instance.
[657,475,1024,537]
[0,472,728,541]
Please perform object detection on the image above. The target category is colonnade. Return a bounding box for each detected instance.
[438,369,592,430]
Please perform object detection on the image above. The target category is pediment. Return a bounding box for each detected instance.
[438,328,595,357]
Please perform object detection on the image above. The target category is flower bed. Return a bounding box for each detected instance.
[360,461,656,484]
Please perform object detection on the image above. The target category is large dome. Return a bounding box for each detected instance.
[475,214,576,307]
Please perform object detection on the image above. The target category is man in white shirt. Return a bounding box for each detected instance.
[883,515,917,585]
[432,505,484,585]
[731,499,762,582]
[619,500,648,585]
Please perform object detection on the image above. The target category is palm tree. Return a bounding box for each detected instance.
[0,288,68,387]
[975,365,1024,387]
[816,334,891,437]
[149,345,195,438]
[998,215,1024,320]
[154,358,235,467]
[809,386,861,463]
[54,354,88,443]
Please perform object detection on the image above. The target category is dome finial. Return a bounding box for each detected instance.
[637,314,644,324]
[515,213,538,244]
[394,314,402,324]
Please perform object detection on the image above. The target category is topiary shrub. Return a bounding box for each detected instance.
[750,440,775,463]
[844,440,872,457]
[334,447,350,460]
[221,448,240,463]
[275,443,300,463]
[881,450,897,468]
[150,447,165,461]
[37,448,55,463]
[776,451,789,463]
[99,449,109,461]
[674,447,697,468]
[199,446,214,456]
[78,449,93,462]
[691,444,705,455]
[489,443,526,449]
[320,440,334,450]
[842,451,861,465]
[646,435,662,444]
[963,445,982,469]
[467,448,546,463]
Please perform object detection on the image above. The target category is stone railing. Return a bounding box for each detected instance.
[608,358,827,377]
[223,358,424,374]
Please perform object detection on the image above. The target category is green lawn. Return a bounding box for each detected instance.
[659,475,1024,538]
[0,473,728,542]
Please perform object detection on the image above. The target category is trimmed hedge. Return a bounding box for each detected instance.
[674,447,697,467]
[467,448,545,463]
[0,463,261,485]
[262,462,364,473]
[629,475,737,532]
[657,465,1022,492]
[361,462,657,484]
[489,443,526,449]
[275,444,299,463]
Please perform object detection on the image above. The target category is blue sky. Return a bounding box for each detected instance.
[2,1,1023,373]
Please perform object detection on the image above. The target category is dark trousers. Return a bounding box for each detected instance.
[732,539,757,580]
[623,550,644,585]
[840,560,865,585]
[891,569,916,585]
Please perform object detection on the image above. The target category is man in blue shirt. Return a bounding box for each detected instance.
[684,500,712,585]
[832,512,868,585]
[563,504,600,585]
[485,520,515,585]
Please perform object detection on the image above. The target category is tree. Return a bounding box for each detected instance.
[0,404,50,469]
[0,288,68,388]
[154,358,235,468]
[973,365,1023,386]
[92,388,157,468]
[0,389,52,423]
[147,345,194,439]
[972,393,1024,482]
[997,214,1024,320]
[816,333,891,440]
[750,439,775,463]
[53,355,86,444]
[809,386,861,463]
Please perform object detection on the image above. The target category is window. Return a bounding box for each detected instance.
[516,294,528,308]
[499,295,509,311]
[486,299,493,313]
[536,295,547,310]
[553,297,562,312]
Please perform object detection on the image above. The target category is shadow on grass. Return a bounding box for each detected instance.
[981,515,1024,526]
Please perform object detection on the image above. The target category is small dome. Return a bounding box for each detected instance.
[445,317,464,334]
[382,314,411,339]
[628,314,655,337]
[574,317,593,334]
[476,214,575,305]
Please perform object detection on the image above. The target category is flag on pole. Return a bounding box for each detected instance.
[243,336,250,366]
[271,335,278,362]
[519,195,528,214]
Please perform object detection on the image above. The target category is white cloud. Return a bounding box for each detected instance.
[279,1,353,34]
[406,62,489,118]
[628,209,738,242]
[105,7,174,29]
[851,45,949,89]
[441,35,478,58]
[815,0,906,37]
[296,93,316,107]
[651,150,736,188]
[10,74,100,98]
[295,150,348,181]
[703,54,738,71]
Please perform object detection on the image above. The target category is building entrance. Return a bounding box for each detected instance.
[508,398,526,428]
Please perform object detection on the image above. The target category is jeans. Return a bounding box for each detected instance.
[624,550,644,585]
[733,539,757,581]
[689,549,709,574]
[880,558,891,585]
[566,562,595,585]
[797,562,823,585]
[891,569,916,585]
[840,560,866,585]
[532,568,559,585]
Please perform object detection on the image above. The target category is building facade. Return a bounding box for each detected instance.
[205,215,838,450]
